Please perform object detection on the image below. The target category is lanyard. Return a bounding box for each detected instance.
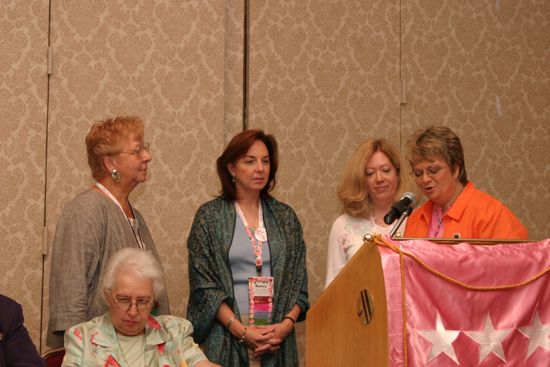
[234,201,267,276]
[95,182,145,250]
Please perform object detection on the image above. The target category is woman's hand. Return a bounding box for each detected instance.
[242,324,276,352]
[252,319,294,357]
[272,318,294,341]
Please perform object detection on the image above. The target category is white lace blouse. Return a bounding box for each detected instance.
[324,213,405,288]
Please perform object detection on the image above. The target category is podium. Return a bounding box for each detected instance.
[306,237,389,366]
[305,236,541,367]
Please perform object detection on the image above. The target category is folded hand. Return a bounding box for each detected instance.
[252,321,294,357]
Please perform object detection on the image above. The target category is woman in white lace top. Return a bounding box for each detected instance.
[325,138,413,288]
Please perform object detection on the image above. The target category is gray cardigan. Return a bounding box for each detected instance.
[47,189,170,347]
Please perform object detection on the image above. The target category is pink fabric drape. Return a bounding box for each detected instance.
[381,237,550,366]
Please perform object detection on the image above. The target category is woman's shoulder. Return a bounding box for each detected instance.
[198,196,225,208]
[57,189,111,223]
[149,316,207,363]
[263,196,295,215]
[194,196,231,216]
[63,189,108,211]
[0,294,19,318]
[151,315,194,333]
[332,213,351,226]
[459,183,510,213]
[66,313,105,336]
[331,213,370,232]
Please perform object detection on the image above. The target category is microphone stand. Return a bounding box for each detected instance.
[389,207,413,238]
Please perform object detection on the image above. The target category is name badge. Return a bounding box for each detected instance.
[254,227,267,242]
[248,276,274,325]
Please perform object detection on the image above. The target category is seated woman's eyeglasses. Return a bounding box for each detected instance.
[411,165,444,180]
[121,143,151,157]
[111,293,154,311]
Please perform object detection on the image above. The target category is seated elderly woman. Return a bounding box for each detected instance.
[62,248,218,367]
[404,125,528,240]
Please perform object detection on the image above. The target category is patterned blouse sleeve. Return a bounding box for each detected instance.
[174,318,208,367]
[61,325,85,367]
[325,215,349,289]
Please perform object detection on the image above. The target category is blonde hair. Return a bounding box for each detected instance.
[337,138,410,218]
[85,116,145,181]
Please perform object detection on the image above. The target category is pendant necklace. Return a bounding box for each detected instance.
[115,332,145,367]
[433,184,464,237]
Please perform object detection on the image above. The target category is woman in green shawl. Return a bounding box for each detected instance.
[186,129,309,367]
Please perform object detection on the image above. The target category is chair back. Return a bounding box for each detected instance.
[42,347,65,367]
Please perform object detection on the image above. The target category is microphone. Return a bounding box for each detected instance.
[383,192,417,225]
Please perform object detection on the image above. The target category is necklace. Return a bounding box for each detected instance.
[433,184,464,237]
[95,182,145,250]
[370,214,386,229]
[234,201,267,275]
[368,213,394,236]
[370,214,376,228]
[116,332,145,367]
[369,214,383,235]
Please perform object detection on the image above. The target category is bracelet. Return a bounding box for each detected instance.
[239,326,248,343]
[283,316,296,324]
[226,316,236,330]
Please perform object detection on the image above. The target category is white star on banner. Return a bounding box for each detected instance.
[518,311,550,358]
[464,314,513,363]
[418,312,460,364]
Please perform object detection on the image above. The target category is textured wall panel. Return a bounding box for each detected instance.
[0,1,49,349]
[42,0,226,349]
[401,0,550,239]
[249,1,401,364]
[2,0,548,357]
[224,0,245,142]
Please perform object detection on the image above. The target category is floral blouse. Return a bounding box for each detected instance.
[62,313,206,367]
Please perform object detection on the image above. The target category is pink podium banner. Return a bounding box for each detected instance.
[380,237,550,367]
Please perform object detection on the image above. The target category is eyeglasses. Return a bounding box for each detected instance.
[110,293,154,311]
[120,143,151,157]
[410,165,445,180]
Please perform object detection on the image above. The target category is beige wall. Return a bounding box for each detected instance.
[42,0,227,350]
[401,0,550,238]
[248,0,402,355]
[0,0,49,347]
[0,1,548,364]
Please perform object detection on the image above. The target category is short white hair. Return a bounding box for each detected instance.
[101,247,165,300]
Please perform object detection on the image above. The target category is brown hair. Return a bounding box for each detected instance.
[86,116,144,181]
[406,125,468,184]
[216,129,278,201]
[337,138,410,218]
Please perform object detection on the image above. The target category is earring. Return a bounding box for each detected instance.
[111,168,121,183]
[232,174,236,183]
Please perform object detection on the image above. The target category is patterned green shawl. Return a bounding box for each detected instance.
[187,196,309,367]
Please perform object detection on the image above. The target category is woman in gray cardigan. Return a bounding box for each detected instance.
[187,129,309,367]
[47,116,170,348]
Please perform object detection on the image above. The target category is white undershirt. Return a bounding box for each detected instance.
[116,333,145,367]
